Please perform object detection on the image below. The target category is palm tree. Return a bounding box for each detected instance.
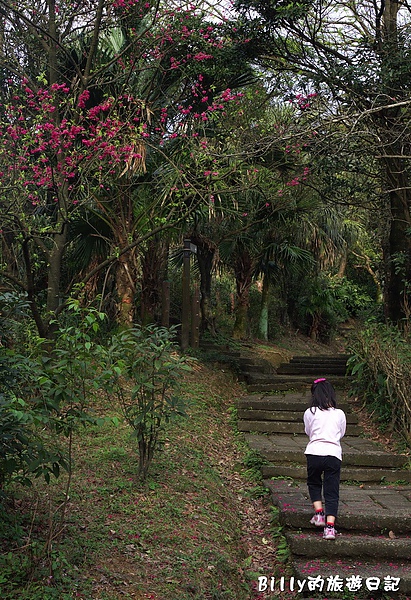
[257,241,313,340]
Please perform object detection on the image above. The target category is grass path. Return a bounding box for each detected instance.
[1,359,291,600]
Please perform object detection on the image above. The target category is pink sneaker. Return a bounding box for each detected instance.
[310,512,325,527]
[323,525,336,540]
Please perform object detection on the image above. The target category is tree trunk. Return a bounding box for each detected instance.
[378,0,411,322]
[21,239,48,338]
[43,0,66,333]
[140,238,168,326]
[382,169,411,322]
[46,227,67,316]
[191,235,216,335]
[382,0,399,42]
[233,289,251,339]
[232,249,254,339]
[116,253,136,326]
[309,313,320,341]
[258,274,270,340]
[337,251,347,278]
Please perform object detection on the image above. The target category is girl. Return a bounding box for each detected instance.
[304,378,346,540]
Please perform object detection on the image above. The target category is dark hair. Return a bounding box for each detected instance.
[310,379,337,412]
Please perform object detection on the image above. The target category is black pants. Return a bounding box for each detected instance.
[306,454,342,518]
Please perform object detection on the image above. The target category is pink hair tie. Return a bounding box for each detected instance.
[313,378,326,384]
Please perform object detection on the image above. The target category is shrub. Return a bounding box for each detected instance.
[296,275,343,341]
[0,299,110,491]
[328,276,374,319]
[0,291,31,348]
[0,352,68,489]
[347,323,411,444]
[106,325,193,480]
[294,274,375,342]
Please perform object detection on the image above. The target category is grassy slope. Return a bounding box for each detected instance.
[1,357,292,600]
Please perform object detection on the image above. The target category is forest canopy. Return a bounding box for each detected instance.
[1,0,410,339]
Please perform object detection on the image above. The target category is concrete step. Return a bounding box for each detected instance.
[287,531,411,560]
[277,355,349,373]
[277,364,347,375]
[264,478,411,532]
[237,408,358,422]
[247,434,407,468]
[246,432,411,482]
[287,354,349,363]
[237,396,352,412]
[265,479,411,536]
[238,420,303,434]
[239,392,309,403]
[246,382,308,392]
[262,463,411,483]
[245,374,351,392]
[237,420,363,436]
[279,356,348,369]
[265,479,411,533]
[245,373,350,385]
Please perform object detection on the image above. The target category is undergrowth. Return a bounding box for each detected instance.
[0,361,284,600]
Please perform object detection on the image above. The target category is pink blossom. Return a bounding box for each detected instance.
[77,89,90,108]
[193,52,213,61]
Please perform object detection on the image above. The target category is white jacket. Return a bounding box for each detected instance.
[303,407,346,461]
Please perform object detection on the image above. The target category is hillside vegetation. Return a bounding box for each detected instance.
[1,354,293,600]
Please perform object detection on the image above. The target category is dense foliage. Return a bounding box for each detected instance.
[348,323,411,445]
[234,0,411,324]
[0,0,391,347]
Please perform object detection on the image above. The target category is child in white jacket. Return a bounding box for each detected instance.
[304,378,346,540]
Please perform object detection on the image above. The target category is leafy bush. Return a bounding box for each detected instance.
[0,300,116,597]
[294,274,375,341]
[328,276,374,319]
[347,323,411,444]
[106,325,193,480]
[296,275,343,341]
[29,299,114,493]
[0,299,110,491]
[0,292,31,348]
[35,300,108,435]
[0,352,67,488]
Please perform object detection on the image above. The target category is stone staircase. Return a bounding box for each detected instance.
[242,354,350,392]
[234,352,411,597]
[238,393,410,484]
